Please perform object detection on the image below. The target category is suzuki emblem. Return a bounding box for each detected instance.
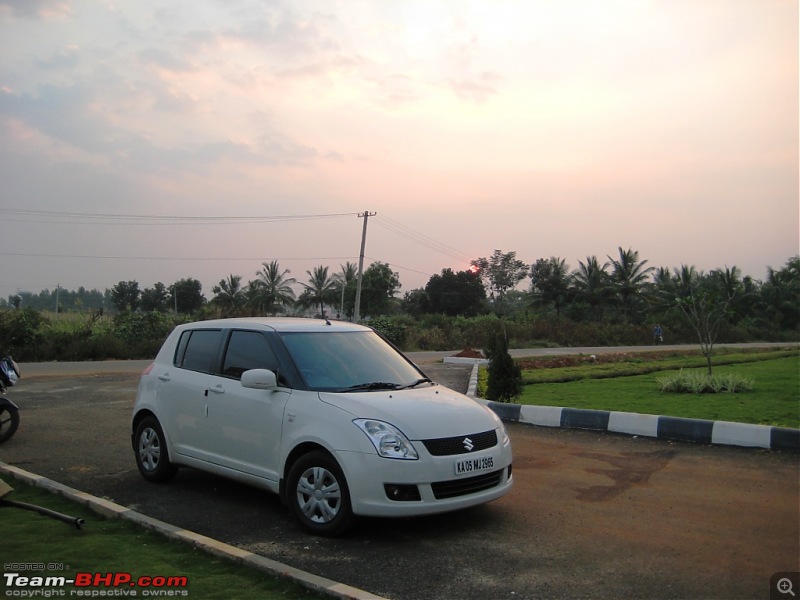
[462,437,474,451]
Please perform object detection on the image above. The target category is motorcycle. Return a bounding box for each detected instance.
[0,356,21,444]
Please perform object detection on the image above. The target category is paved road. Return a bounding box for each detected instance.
[1,354,798,599]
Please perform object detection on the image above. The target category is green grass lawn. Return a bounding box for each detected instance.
[494,351,800,428]
[1,480,325,599]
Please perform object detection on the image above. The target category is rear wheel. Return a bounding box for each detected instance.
[134,416,177,482]
[0,403,19,444]
[286,451,354,536]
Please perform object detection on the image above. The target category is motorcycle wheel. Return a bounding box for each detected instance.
[0,404,20,444]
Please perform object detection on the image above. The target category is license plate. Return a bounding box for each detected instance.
[455,456,494,476]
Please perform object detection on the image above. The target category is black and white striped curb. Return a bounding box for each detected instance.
[459,361,800,452]
[0,462,386,600]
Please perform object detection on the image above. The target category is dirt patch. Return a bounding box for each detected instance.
[452,347,484,359]
[516,350,695,370]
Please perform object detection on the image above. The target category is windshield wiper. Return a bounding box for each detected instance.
[399,377,433,389]
[340,381,403,392]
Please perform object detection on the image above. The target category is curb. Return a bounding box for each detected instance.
[464,364,800,451]
[0,462,387,600]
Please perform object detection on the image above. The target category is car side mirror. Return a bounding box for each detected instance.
[240,368,278,390]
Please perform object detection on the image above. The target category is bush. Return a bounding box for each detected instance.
[369,315,409,348]
[0,308,47,359]
[483,332,522,402]
[112,311,176,357]
[656,369,754,394]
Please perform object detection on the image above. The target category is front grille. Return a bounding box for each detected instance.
[431,469,504,500]
[421,430,497,456]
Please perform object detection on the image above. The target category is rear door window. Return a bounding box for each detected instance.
[176,329,223,373]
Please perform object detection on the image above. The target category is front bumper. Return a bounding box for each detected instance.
[336,440,513,518]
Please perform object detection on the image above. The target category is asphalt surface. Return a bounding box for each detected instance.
[1,353,799,599]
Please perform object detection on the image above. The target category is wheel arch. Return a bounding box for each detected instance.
[279,441,332,504]
[131,408,158,450]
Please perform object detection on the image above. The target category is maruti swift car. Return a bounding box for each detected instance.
[131,318,513,535]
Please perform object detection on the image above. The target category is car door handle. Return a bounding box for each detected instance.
[208,385,225,395]
[157,373,171,382]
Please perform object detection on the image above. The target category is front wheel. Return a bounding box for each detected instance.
[134,416,177,483]
[286,451,354,536]
[0,403,19,444]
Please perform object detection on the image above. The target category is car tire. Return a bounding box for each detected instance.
[286,450,354,536]
[134,416,177,483]
[0,404,20,444]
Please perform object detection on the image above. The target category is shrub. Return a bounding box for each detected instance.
[656,369,754,394]
[369,315,408,348]
[483,332,522,402]
[112,311,176,356]
[0,308,47,359]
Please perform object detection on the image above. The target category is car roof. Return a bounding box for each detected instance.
[175,317,369,333]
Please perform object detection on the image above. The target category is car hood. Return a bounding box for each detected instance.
[318,385,498,439]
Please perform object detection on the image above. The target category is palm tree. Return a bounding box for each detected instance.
[300,265,337,318]
[253,261,296,316]
[333,261,358,319]
[243,280,264,315]
[571,255,609,318]
[211,274,246,316]
[607,247,654,319]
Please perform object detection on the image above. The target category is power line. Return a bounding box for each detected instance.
[1,209,479,292]
[1,209,358,225]
[372,215,474,264]
[0,252,357,262]
[363,256,434,278]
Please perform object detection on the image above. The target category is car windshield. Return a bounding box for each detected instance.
[279,330,429,392]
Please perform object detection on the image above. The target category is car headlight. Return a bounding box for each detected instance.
[499,421,510,446]
[489,410,510,446]
[354,419,418,460]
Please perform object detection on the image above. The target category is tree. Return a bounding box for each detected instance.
[140,282,169,312]
[607,247,654,320]
[253,261,296,315]
[471,250,528,314]
[760,256,800,331]
[333,261,359,320]
[483,331,522,403]
[530,257,571,317]
[243,280,265,315]
[571,256,610,320]
[674,271,737,375]
[358,262,401,318]
[169,278,205,314]
[211,274,246,316]
[300,265,337,318]
[110,281,140,312]
[425,268,486,316]
[401,289,430,317]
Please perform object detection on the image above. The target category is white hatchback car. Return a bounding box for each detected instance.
[131,318,513,535]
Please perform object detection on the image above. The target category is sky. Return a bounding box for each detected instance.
[0,0,797,303]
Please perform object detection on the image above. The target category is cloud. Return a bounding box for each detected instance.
[137,48,196,74]
[0,0,69,19]
[448,72,501,103]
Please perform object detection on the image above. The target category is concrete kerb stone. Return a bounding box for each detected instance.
[0,462,387,600]
[443,356,488,398]
[465,363,800,452]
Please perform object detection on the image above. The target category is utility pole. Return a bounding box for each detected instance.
[353,210,376,322]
